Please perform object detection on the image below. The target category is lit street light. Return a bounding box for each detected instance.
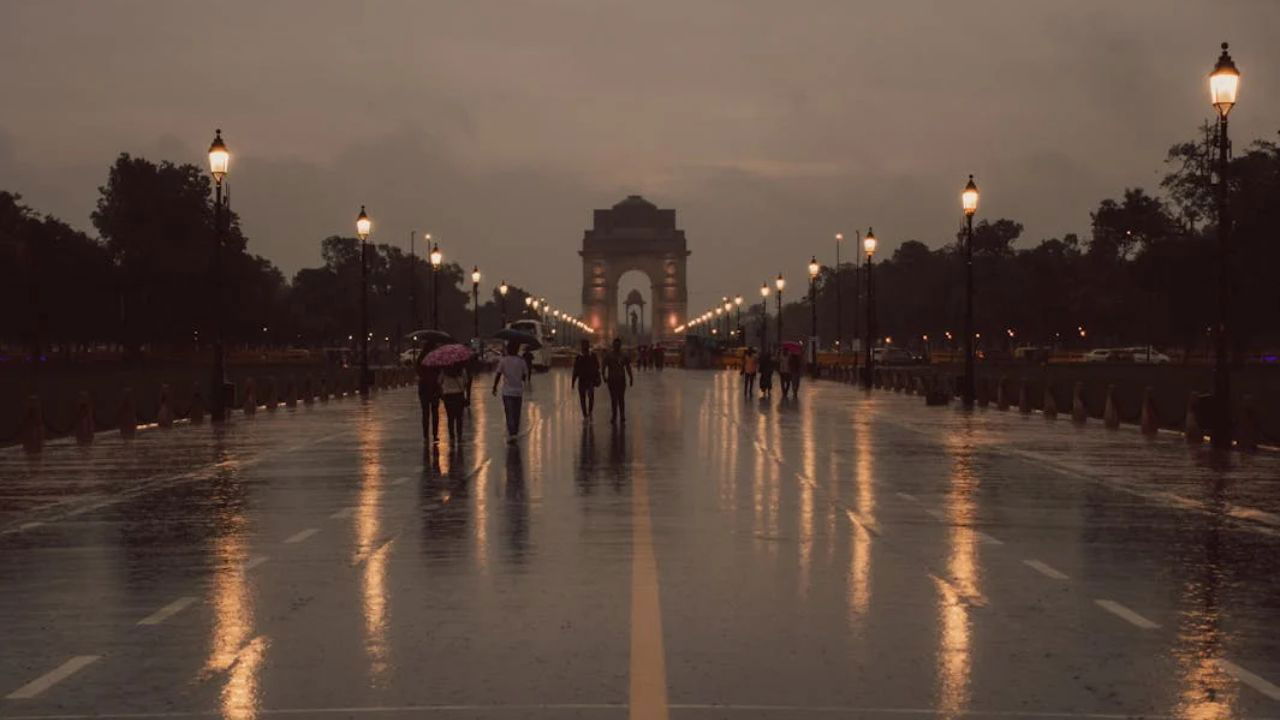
[760,283,770,349]
[1209,42,1240,449]
[962,174,980,407]
[498,280,509,329]
[862,228,878,389]
[356,205,372,396]
[206,129,230,422]
[429,242,443,329]
[734,295,743,346]
[808,256,819,372]
[834,233,845,352]
[775,273,785,347]
[471,266,481,342]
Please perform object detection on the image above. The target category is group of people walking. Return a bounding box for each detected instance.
[571,338,634,424]
[740,346,804,399]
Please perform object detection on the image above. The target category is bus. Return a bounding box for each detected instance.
[506,319,554,371]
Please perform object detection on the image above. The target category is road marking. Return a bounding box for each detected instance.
[284,528,319,544]
[245,555,270,570]
[1095,599,1160,629]
[924,508,948,522]
[895,492,919,503]
[329,507,356,519]
[629,472,670,720]
[1218,659,1280,701]
[975,531,1004,546]
[390,476,410,486]
[1023,559,1070,580]
[5,655,100,699]
[137,596,198,626]
[17,521,44,531]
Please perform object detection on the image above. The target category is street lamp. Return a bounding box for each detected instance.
[471,266,481,342]
[1209,42,1240,449]
[429,242,443,329]
[862,228,878,389]
[775,273,785,347]
[734,295,743,345]
[206,129,230,422]
[962,174,979,407]
[834,233,844,353]
[498,280,509,329]
[808,256,820,359]
[760,283,770,349]
[722,297,731,338]
[356,205,372,396]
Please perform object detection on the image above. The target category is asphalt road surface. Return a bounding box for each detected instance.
[2,368,1279,719]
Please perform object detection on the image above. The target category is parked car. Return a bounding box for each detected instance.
[1122,346,1172,364]
[1083,348,1133,363]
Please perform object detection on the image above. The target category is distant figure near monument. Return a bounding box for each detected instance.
[580,195,690,343]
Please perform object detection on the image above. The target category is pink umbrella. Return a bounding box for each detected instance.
[781,341,803,355]
[423,343,473,367]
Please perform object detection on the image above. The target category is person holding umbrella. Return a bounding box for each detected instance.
[423,342,475,447]
[415,336,446,444]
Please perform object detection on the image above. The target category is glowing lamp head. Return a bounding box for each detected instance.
[808,256,820,278]
[734,295,743,306]
[1210,42,1240,116]
[355,206,371,240]
[962,175,979,217]
[207,129,229,182]
[835,232,843,242]
[429,243,442,267]
[863,227,878,257]
[471,266,481,284]
[499,281,508,296]
[524,296,531,306]
[761,283,770,298]
[775,274,785,292]
[723,300,732,312]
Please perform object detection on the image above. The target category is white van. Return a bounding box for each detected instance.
[506,319,554,371]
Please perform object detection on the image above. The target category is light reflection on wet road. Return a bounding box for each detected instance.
[1,368,1279,719]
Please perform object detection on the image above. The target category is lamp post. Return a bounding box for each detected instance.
[862,229,878,389]
[471,266,481,342]
[722,297,732,338]
[775,273,785,347]
[498,280,509,329]
[760,284,770,350]
[1209,42,1240,449]
[962,175,979,408]
[734,295,743,346]
[206,129,230,422]
[834,233,844,353]
[429,242,442,329]
[356,206,372,396]
[808,256,820,377]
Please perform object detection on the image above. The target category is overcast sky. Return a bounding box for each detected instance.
[2,1,1277,312]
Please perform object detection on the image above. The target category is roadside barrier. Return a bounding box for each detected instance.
[1071,381,1087,424]
[1103,384,1120,429]
[157,384,174,429]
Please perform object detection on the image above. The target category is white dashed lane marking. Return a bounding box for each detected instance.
[1095,599,1160,629]
[136,596,197,626]
[329,507,355,519]
[1023,559,1070,580]
[284,528,319,544]
[1218,659,1280,701]
[244,555,270,570]
[5,655,100,699]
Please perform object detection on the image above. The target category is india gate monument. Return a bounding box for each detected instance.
[580,195,690,343]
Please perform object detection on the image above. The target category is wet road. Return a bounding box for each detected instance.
[2,368,1279,719]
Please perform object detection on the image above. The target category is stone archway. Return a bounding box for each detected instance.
[580,195,689,343]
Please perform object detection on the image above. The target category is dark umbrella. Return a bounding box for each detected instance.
[409,329,453,345]
[494,328,541,349]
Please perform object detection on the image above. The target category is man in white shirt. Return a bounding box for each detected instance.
[492,341,529,441]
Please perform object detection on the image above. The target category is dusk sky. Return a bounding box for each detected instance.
[2,1,1277,313]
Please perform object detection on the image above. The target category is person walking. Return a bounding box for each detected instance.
[520,348,536,390]
[758,346,774,398]
[493,341,529,442]
[440,361,470,446]
[603,338,634,425]
[741,347,758,396]
[779,348,792,397]
[571,339,600,419]
[416,340,443,444]
[788,348,803,397]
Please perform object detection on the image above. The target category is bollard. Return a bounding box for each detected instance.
[75,391,95,444]
[242,378,257,416]
[1184,391,1204,444]
[996,377,1009,411]
[157,384,174,429]
[1140,386,1159,436]
[1018,380,1031,414]
[319,377,330,403]
[119,387,138,438]
[22,395,44,454]
[1071,381,1087,423]
[284,378,297,408]
[1043,383,1058,419]
[189,385,206,424]
[1103,384,1120,429]
[1236,395,1259,453]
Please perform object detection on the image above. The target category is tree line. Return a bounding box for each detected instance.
[2,124,1277,362]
